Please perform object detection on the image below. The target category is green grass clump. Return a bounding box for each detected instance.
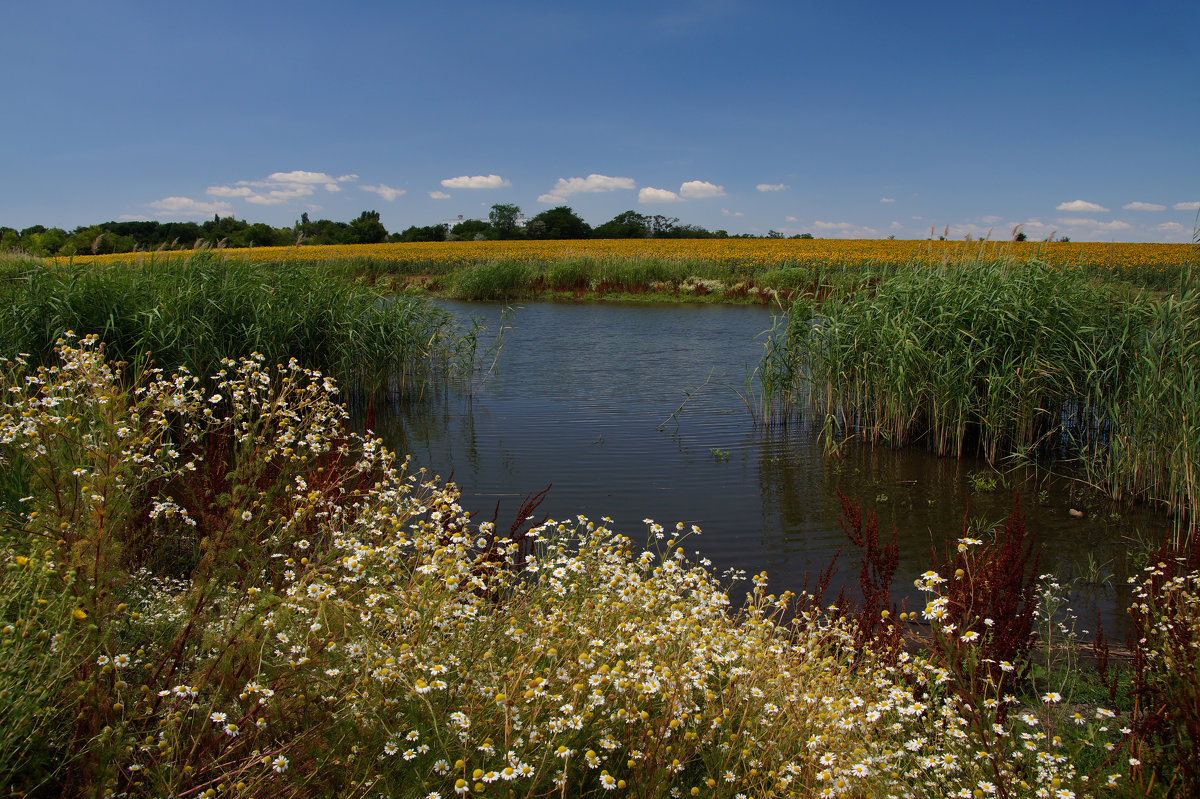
[768,256,1199,532]
[445,259,531,301]
[0,251,472,397]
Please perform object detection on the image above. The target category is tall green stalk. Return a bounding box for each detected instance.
[0,252,473,398]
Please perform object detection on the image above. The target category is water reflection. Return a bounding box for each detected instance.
[365,301,1166,640]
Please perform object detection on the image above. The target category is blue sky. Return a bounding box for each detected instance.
[3,0,1197,242]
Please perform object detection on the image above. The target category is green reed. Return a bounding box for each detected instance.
[769,256,1199,533]
[1098,280,1200,542]
[0,251,473,397]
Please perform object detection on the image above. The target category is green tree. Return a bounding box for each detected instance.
[64,225,135,255]
[450,219,490,240]
[302,218,351,245]
[647,215,678,237]
[19,227,69,256]
[395,224,448,242]
[593,210,648,238]
[200,215,251,246]
[526,206,591,239]
[244,223,287,247]
[348,210,388,244]
[488,203,522,239]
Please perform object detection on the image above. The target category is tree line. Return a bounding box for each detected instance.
[2,204,813,257]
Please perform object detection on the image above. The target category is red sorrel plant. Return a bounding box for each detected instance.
[834,488,904,663]
[910,495,1041,749]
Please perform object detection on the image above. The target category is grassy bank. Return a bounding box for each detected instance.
[769,257,1199,537]
[3,338,1198,797]
[0,251,476,397]
[58,238,1198,301]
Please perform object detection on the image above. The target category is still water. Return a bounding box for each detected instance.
[368,301,1163,637]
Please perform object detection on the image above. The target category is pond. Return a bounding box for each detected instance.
[367,301,1165,639]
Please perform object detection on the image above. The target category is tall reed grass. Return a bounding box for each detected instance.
[768,256,1199,536]
[0,252,473,397]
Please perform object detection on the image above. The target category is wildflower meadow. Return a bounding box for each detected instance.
[3,335,1198,797]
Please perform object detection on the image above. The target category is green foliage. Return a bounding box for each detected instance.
[394,223,448,242]
[0,252,472,396]
[593,210,650,238]
[526,205,592,239]
[449,218,490,240]
[446,259,530,301]
[347,210,387,244]
[761,255,1199,536]
[488,203,522,239]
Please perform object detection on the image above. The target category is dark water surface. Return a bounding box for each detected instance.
[368,301,1165,638]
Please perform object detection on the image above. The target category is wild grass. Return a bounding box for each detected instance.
[7,337,1188,797]
[437,257,755,302]
[0,251,473,398]
[766,255,1199,537]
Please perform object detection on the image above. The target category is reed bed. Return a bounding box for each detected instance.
[0,251,474,397]
[771,257,1199,535]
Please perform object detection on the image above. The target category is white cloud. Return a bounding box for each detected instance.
[429,190,451,200]
[679,180,725,199]
[1174,201,1200,211]
[203,171,357,206]
[538,174,636,203]
[981,215,1002,224]
[1056,218,1132,230]
[362,184,405,201]
[785,216,797,222]
[880,197,895,203]
[1155,221,1189,234]
[149,196,232,216]
[721,208,743,217]
[1123,201,1166,211]
[890,221,903,230]
[756,183,788,192]
[947,223,1001,240]
[441,174,510,189]
[1056,199,1109,212]
[245,186,314,205]
[813,220,879,237]
[207,186,255,198]
[638,187,683,203]
[267,171,357,186]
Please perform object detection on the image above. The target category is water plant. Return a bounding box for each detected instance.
[770,256,1199,538]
